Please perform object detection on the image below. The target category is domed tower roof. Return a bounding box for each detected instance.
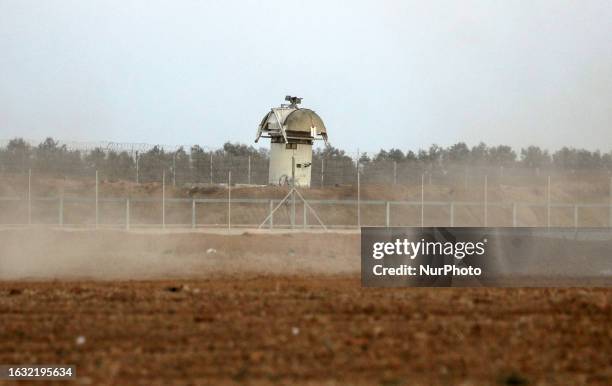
[284,109,327,138]
[255,96,328,143]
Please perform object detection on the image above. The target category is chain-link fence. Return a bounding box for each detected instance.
[4,150,610,188]
[1,166,611,229]
[2,139,612,229]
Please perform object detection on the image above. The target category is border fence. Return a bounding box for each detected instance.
[1,168,611,230]
[2,139,612,230]
[2,196,611,230]
[2,150,610,188]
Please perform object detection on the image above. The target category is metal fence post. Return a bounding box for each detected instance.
[95,170,99,228]
[385,201,390,227]
[291,157,295,229]
[210,152,213,184]
[162,171,165,229]
[393,161,397,185]
[547,176,551,229]
[248,156,251,185]
[421,173,425,227]
[126,198,130,230]
[321,159,325,187]
[609,176,612,229]
[173,152,176,187]
[27,168,32,226]
[574,205,578,229]
[228,171,231,230]
[135,152,139,184]
[449,201,454,227]
[484,175,488,227]
[357,166,361,228]
[269,199,274,229]
[512,203,517,227]
[192,199,196,229]
[58,195,64,227]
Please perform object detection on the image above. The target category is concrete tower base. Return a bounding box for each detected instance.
[268,142,313,187]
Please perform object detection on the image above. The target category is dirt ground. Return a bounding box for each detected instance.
[0,278,609,385]
[0,230,610,385]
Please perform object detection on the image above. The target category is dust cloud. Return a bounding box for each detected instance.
[0,229,360,280]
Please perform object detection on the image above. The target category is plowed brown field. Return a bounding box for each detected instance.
[0,230,610,385]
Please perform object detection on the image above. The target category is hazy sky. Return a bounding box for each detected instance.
[1,0,611,153]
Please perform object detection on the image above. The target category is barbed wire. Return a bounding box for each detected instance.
[0,138,218,154]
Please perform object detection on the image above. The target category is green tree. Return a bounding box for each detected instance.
[445,142,470,164]
[521,146,551,168]
[488,145,516,166]
[2,138,31,172]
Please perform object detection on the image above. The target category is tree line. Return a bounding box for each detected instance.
[1,137,611,181]
[357,142,612,170]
